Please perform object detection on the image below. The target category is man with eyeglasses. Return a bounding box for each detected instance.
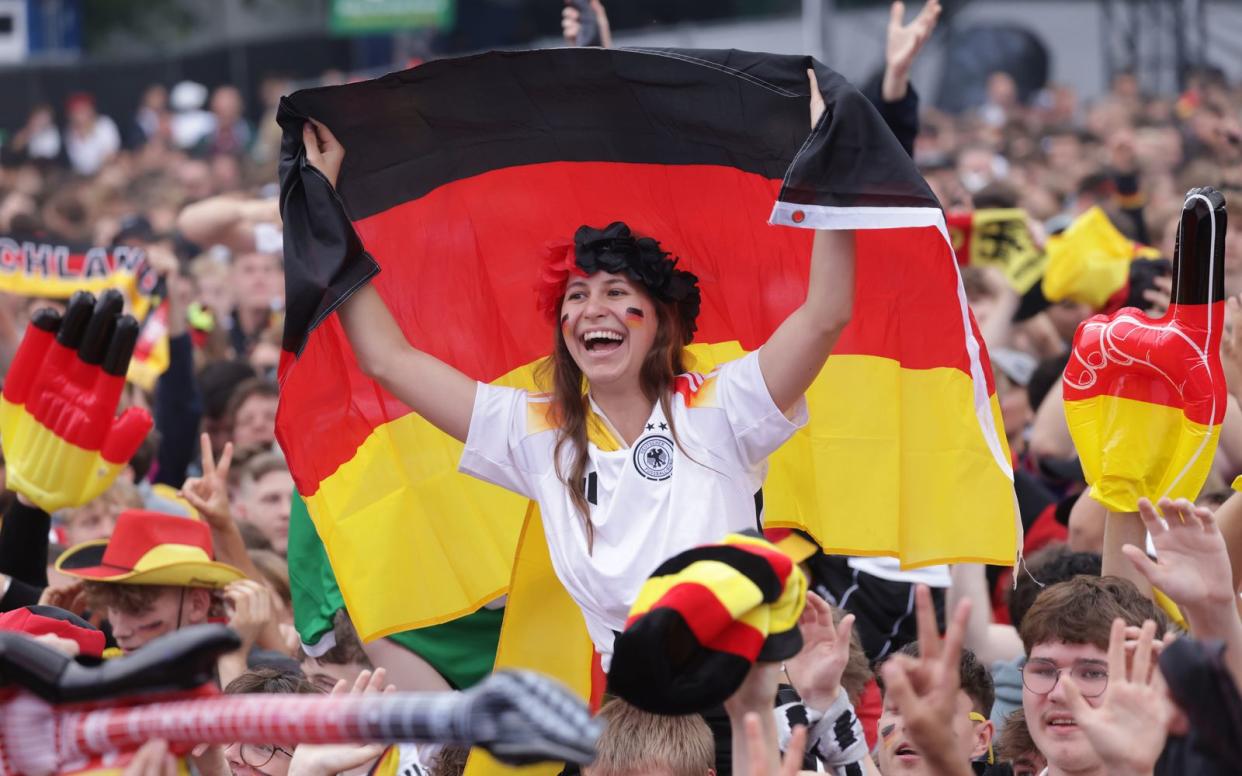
[233,743,294,776]
[222,666,318,776]
[1017,575,1166,776]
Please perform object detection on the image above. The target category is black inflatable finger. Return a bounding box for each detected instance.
[1172,187,1227,307]
[103,315,140,377]
[30,307,62,333]
[56,291,97,349]
[78,289,124,366]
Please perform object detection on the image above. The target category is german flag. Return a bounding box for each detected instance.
[275,48,1016,718]
[1064,189,1227,512]
[1043,206,1164,310]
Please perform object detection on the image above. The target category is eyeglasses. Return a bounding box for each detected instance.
[1021,659,1109,697]
[239,744,293,769]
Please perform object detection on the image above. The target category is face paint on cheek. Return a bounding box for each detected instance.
[625,307,645,329]
[561,314,570,337]
[881,724,898,749]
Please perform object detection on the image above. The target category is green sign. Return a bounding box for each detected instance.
[330,0,455,34]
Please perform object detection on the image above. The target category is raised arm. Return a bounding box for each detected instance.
[302,121,477,442]
[758,74,855,413]
[338,285,477,441]
[759,227,855,415]
[176,195,280,253]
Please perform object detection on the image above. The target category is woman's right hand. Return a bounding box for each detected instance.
[303,120,345,189]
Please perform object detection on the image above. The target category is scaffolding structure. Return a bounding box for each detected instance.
[1099,0,1209,94]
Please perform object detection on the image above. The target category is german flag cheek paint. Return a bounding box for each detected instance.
[560,313,571,337]
[625,307,645,329]
[881,724,898,749]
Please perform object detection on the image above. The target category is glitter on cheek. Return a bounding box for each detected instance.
[625,307,645,328]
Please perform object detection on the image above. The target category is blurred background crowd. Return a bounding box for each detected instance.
[0,2,1240,776]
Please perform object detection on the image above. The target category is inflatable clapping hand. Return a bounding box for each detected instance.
[0,290,153,512]
[1063,188,1227,512]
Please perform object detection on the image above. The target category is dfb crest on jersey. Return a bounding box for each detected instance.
[633,435,674,481]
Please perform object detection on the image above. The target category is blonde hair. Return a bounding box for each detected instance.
[248,548,292,607]
[586,700,714,776]
[61,479,143,526]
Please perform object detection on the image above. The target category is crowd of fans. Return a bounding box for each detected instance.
[0,1,1239,775]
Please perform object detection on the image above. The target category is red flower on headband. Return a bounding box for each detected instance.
[535,239,583,323]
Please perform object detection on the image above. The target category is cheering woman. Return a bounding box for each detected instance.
[301,76,852,668]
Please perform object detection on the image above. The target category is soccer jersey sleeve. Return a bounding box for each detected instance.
[717,349,809,468]
[459,382,544,499]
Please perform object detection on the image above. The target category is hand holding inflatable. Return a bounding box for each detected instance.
[0,290,153,512]
[1063,188,1227,511]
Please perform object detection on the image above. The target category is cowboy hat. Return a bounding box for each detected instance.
[56,510,243,588]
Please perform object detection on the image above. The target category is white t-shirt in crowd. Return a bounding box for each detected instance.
[460,349,807,664]
[846,556,951,587]
[64,116,120,176]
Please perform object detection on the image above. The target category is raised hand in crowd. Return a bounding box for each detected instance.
[144,243,191,338]
[1125,498,1236,628]
[38,579,91,620]
[561,0,612,48]
[739,713,806,776]
[224,578,276,650]
[288,668,394,776]
[1125,497,1242,686]
[878,586,974,776]
[181,432,264,583]
[175,195,282,254]
[948,562,1023,665]
[783,591,854,711]
[882,0,941,102]
[1060,619,1174,776]
[218,577,284,686]
[1142,273,1173,318]
[181,432,235,528]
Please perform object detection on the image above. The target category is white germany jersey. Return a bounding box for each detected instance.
[460,350,807,664]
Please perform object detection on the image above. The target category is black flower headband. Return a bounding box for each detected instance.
[571,222,701,341]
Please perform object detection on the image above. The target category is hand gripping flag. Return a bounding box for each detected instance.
[0,290,153,513]
[1064,188,1227,512]
[274,48,1018,737]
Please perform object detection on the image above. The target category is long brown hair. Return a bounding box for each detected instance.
[537,293,691,552]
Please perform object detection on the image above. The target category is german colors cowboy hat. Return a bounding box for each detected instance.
[56,510,244,587]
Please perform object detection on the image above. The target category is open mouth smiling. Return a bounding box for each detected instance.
[581,329,625,352]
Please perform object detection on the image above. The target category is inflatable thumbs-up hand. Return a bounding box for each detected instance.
[0,290,153,512]
[1063,188,1227,512]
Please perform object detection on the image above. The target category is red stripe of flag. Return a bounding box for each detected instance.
[279,162,973,495]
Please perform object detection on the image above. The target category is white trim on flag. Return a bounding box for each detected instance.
[768,203,945,230]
